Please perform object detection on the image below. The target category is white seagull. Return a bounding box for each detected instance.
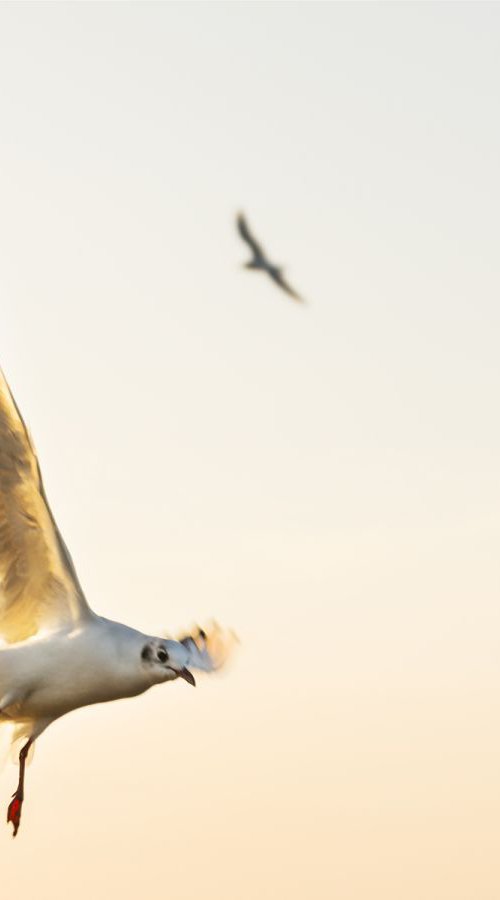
[0,368,234,836]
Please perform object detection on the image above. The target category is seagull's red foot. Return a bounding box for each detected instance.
[7,793,23,837]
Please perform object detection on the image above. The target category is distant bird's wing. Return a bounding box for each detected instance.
[270,269,304,303]
[236,213,267,261]
[0,370,93,643]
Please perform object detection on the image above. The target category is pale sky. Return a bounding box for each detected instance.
[0,2,499,898]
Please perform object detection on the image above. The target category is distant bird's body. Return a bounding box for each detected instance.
[236,212,304,302]
[0,369,233,836]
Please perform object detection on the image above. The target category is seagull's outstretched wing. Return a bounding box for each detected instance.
[0,370,92,643]
[270,269,304,303]
[178,623,238,674]
[236,213,266,262]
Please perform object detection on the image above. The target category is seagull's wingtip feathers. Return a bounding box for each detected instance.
[177,621,239,674]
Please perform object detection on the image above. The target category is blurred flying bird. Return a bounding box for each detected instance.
[236,212,304,302]
[0,369,235,836]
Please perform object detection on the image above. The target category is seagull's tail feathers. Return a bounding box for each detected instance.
[0,720,36,770]
[177,622,238,675]
[10,723,36,766]
[0,720,14,771]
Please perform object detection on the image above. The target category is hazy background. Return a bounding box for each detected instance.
[0,2,499,897]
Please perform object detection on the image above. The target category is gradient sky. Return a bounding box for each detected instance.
[0,2,499,898]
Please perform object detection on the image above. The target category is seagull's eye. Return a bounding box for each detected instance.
[157,647,169,664]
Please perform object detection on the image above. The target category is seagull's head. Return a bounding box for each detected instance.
[140,638,196,687]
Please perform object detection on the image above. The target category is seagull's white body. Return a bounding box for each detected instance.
[0,368,233,835]
[1,619,186,725]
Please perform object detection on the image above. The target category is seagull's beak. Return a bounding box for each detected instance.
[178,667,196,687]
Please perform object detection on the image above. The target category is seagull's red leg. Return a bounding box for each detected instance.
[7,738,33,837]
